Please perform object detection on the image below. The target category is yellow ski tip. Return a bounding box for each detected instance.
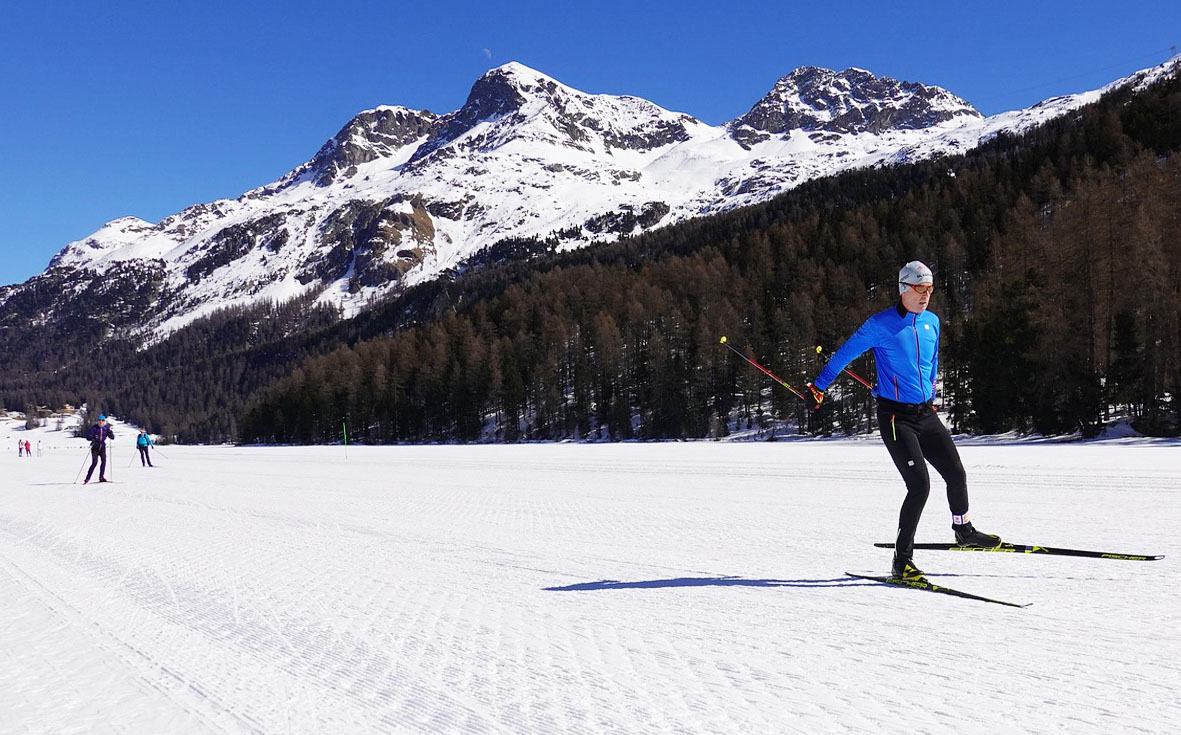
[719,336,727,344]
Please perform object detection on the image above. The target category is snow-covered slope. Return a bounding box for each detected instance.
[10,58,1180,340]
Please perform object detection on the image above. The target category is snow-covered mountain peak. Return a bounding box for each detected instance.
[100,216,155,235]
[408,61,704,165]
[47,217,160,268]
[485,61,572,92]
[730,66,981,145]
[464,62,611,115]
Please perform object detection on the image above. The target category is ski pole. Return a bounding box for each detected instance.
[719,336,807,400]
[843,368,873,389]
[73,448,91,484]
[815,345,873,389]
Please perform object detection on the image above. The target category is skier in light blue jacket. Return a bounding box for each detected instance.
[136,429,155,467]
[808,261,1000,581]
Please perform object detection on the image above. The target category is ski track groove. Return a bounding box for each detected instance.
[0,544,249,735]
[0,510,522,733]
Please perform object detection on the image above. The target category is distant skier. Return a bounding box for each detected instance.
[36,440,42,456]
[84,414,116,484]
[136,429,155,467]
[24,439,31,457]
[806,261,1001,581]
[18,439,23,457]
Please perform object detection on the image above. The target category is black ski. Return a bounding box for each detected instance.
[845,572,1030,608]
[873,542,1163,561]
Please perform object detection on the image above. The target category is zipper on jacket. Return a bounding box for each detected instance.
[912,314,923,401]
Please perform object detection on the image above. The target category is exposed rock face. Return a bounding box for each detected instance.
[298,107,438,186]
[187,213,290,282]
[299,196,435,291]
[583,202,671,236]
[730,66,981,146]
[408,68,530,163]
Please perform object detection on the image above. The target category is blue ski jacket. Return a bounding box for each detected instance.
[136,433,154,448]
[815,303,940,404]
[87,423,115,449]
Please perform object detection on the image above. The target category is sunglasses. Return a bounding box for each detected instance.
[902,283,934,295]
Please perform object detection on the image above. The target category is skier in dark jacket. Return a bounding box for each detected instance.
[136,429,155,467]
[807,261,1000,581]
[84,414,115,484]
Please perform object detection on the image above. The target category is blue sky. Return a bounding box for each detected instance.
[1,0,1177,286]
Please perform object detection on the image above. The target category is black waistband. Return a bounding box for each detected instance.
[876,397,934,415]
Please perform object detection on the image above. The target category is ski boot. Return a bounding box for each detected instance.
[953,522,1001,548]
[891,552,926,582]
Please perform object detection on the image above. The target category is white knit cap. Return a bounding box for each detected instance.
[898,260,933,294]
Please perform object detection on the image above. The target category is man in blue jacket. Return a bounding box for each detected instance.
[807,261,1000,581]
[84,414,116,484]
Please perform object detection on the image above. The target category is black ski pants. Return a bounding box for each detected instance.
[876,399,968,556]
[138,446,153,467]
[85,446,108,482]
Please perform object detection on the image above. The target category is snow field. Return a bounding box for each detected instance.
[1,423,1177,733]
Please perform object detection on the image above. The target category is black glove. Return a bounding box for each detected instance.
[806,382,825,410]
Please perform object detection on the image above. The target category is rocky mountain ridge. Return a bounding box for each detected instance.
[4,59,1176,346]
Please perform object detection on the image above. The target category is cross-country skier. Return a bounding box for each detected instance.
[136,429,155,467]
[84,414,116,484]
[806,261,1001,581]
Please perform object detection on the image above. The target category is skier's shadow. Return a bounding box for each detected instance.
[544,576,859,592]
